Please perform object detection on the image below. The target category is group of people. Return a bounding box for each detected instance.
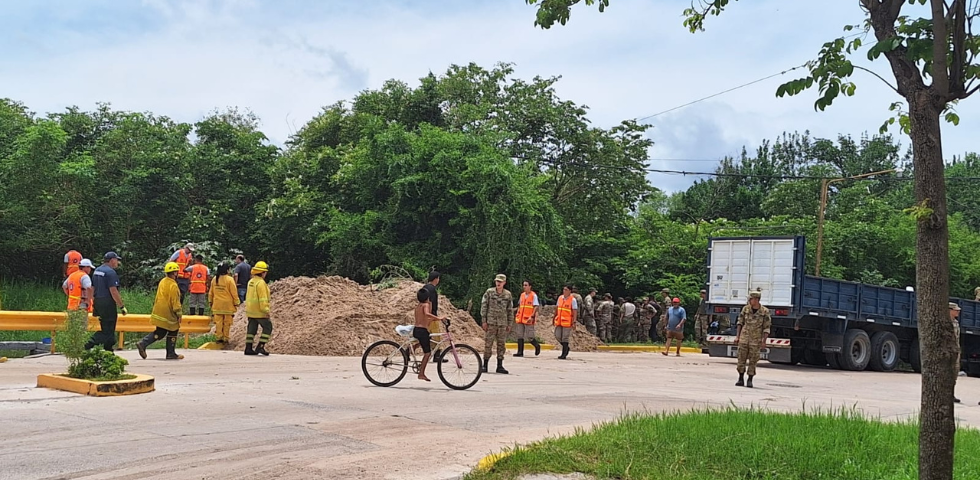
[60,244,275,360]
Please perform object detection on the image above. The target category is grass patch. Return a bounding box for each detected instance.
[465,408,980,480]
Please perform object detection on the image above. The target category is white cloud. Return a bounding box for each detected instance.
[1,0,975,193]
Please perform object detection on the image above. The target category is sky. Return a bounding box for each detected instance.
[2,0,977,192]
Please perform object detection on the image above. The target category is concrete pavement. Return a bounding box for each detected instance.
[2,349,979,480]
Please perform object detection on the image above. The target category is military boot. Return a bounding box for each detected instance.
[165,336,184,360]
[244,344,257,356]
[496,359,509,374]
[513,339,525,357]
[255,342,270,356]
[736,373,745,386]
[482,358,489,373]
[557,343,569,360]
[530,339,541,356]
[746,375,754,388]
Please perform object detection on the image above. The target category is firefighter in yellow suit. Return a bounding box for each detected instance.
[136,262,184,360]
[245,261,272,356]
[208,262,240,346]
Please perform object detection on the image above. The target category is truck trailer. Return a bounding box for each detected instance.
[704,236,980,375]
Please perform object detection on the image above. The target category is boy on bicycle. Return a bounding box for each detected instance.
[414,288,446,382]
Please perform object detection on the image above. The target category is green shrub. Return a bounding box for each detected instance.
[58,309,90,371]
[67,346,129,381]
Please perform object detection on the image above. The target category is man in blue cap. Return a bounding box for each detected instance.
[85,252,128,351]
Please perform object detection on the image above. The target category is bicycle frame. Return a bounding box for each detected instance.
[401,327,464,369]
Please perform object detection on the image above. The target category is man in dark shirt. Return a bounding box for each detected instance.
[85,251,127,351]
[233,255,252,302]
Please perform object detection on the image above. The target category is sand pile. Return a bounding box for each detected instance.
[227,277,601,355]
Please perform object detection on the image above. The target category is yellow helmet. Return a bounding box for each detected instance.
[252,261,269,273]
[164,262,180,273]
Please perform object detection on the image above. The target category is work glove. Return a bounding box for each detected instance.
[120,306,128,315]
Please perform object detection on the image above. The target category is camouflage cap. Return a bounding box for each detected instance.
[661,288,669,293]
[700,289,707,294]
[748,291,762,299]
[950,302,962,311]
[494,274,506,283]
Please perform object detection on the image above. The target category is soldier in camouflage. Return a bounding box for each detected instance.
[951,302,963,403]
[695,290,712,346]
[581,288,598,336]
[637,296,660,343]
[481,274,514,374]
[597,293,614,343]
[656,288,671,342]
[735,291,771,388]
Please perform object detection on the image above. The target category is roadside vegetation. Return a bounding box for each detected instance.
[465,408,980,480]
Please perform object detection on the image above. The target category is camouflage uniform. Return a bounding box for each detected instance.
[481,287,514,361]
[656,293,671,341]
[695,296,711,344]
[975,287,980,302]
[597,299,614,343]
[637,300,658,343]
[736,303,772,377]
[952,303,962,374]
[612,301,623,342]
[572,292,585,328]
[581,293,597,336]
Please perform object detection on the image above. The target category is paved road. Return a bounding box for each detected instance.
[2,350,979,480]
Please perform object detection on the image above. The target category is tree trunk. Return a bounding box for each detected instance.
[909,88,957,480]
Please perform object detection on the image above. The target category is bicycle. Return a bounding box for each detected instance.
[361,320,483,390]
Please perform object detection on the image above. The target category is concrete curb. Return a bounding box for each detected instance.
[504,343,703,354]
[37,373,155,397]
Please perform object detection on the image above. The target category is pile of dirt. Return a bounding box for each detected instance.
[227,277,602,355]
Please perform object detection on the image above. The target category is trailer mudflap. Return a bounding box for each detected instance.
[705,336,792,362]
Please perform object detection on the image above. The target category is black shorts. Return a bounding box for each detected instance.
[413,327,431,353]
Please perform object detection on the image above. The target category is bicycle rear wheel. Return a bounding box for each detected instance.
[362,340,408,387]
[438,343,482,390]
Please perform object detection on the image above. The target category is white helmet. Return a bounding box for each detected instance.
[79,258,94,268]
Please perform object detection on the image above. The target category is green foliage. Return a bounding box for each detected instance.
[67,346,129,381]
[58,309,91,372]
[465,407,980,479]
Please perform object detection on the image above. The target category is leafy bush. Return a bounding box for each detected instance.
[58,309,90,370]
[67,346,129,381]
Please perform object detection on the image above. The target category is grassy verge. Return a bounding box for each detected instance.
[466,408,980,480]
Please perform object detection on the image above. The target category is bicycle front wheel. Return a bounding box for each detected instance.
[362,340,408,387]
[438,343,483,390]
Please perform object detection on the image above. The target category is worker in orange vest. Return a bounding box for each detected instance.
[62,258,94,312]
[553,284,578,360]
[513,280,542,357]
[184,254,210,316]
[63,250,82,277]
[168,242,195,303]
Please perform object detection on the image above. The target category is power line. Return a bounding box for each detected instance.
[634,63,808,122]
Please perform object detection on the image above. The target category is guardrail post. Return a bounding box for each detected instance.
[184,332,189,349]
[118,332,125,350]
[50,330,56,354]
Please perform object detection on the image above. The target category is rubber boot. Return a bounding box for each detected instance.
[746,375,754,388]
[558,343,568,360]
[496,359,509,374]
[244,344,257,356]
[736,373,745,386]
[482,358,489,373]
[513,339,525,357]
[165,336,184,360]
[954,397,961,404]
[531,339,541,356]
[255,342,270,356]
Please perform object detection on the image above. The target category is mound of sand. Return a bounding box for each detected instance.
[227,276,601,355]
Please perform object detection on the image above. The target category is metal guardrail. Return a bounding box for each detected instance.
[0,311,212,353]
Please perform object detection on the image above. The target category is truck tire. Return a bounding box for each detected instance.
[840,329,872,371]
[802,349,827,366]
[910,340,922,373]
[826,352,842,369]
[868,331,900,372]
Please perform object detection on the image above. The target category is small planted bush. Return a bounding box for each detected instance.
[57,310,131,381]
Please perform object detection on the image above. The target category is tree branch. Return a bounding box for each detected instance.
[931,0,952,95]
[855,65,902,94]
[950,0,968,95]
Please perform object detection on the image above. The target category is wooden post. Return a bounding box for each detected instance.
[50,330,56,354]
[184,333,189,349]
[118,331,125,350]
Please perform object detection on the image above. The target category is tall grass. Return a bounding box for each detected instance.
[466,407,980,480]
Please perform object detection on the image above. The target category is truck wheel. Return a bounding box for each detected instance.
[910,340,922,373]
[868,332,900,372]
[803,349,827,366]
[826,352,842,369]
[840,329,872,371]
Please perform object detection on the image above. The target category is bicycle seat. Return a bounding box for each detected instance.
[395,325,415,337]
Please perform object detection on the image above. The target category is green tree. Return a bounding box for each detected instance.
[527,1,980,477]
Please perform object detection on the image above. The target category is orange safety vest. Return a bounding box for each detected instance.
[175,250,192,279]
[189,264,208,293]
[516,292,537,325]
[65,250,82,276]
[65,271,92,312]
[555,294,575,328]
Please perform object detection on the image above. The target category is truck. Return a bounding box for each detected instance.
[703,236,980,375]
